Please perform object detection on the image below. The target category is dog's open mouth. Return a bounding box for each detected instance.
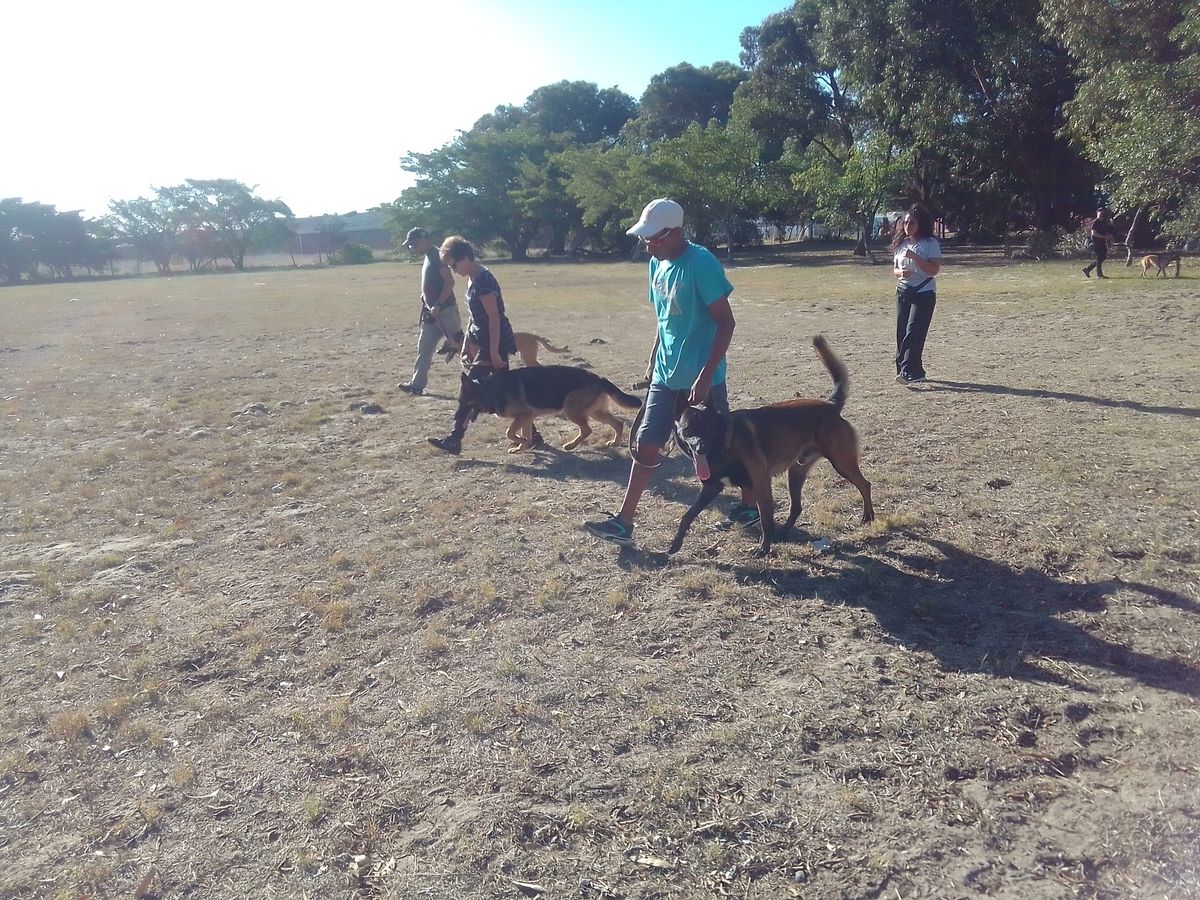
[692,452,711,481]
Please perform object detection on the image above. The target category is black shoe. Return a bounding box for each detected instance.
[1082,268,1091,278]
[398,383,424,395]
[427,435,461,455]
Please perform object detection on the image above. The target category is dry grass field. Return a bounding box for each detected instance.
[1,248,1198,899]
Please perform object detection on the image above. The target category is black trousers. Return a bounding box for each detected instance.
[896,288,937,379]
[1083,240,1108,276]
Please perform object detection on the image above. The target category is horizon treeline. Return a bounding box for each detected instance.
[4,0,1196,280]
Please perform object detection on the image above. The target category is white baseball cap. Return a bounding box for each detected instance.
[626,198,684,238]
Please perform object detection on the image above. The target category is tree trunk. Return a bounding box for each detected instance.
[854,215,877,262]
[1124,205,1145,266]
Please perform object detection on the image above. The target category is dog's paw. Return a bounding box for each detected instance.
[751,546,773,559]
[507,444,528,454]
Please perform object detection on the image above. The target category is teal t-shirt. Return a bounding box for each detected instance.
[649,242,734,390]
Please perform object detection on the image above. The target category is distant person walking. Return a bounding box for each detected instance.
[426,236,543,454]
[892,203,943,384]
[1082,207,1114,279]
[398,227,464,396]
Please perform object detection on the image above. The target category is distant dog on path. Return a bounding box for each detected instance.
[1140,253,1181,278]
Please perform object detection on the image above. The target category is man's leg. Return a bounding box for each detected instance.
[617,443,662,525]
[1095,244,1108,278]
[402,317,442,394]
[585,384,678,545]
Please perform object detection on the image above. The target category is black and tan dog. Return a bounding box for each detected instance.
[667,336,874,556]
[1140,253,1182,278]
[456,364,641,453]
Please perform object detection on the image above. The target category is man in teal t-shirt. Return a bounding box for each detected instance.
[585,199,755,548]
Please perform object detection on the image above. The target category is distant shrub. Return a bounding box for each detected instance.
[1021,228,1061,260]
[1055,229,1093,259]
[333,243,373,265]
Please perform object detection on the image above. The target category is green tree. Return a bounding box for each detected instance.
[170,179,293,271]
[649,118,770,257]
[792,133,912,261]
[388,81,636,259]
[522,80,637,145]
[0,199,45,283]
[106,195,181,274]
[623,62,747,145]
[560,145,653,251]
[738,0,1095,244]
[1042,0,1200,240]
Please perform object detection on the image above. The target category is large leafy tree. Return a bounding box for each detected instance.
[738,0,1094,245]
[106,195,183,274]
[623,62,747,145]
[1,199,115,283]
[1042,0,1200,240]
[387,81,636,259]
[171,179,293,271]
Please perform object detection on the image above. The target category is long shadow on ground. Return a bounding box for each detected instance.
[718,532,1199,698]
[922,379,1200,419]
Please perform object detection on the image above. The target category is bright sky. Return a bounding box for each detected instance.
[2,0,788,220]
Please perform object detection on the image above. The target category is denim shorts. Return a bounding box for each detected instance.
[636,381,729,446]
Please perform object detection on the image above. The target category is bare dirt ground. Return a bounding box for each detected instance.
[2,249,1198,899]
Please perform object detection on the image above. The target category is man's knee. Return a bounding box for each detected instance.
[633,443,662,467]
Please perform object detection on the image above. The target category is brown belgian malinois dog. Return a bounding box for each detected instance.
[668,336,874,556]
[1139,253,1182,278]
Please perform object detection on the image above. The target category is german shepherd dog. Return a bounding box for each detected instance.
[456,364,641,453]
[513,332,570,366]
[1140,253,1182,278]
[667,336,874,556]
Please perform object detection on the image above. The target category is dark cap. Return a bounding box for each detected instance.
[403,227,428,247]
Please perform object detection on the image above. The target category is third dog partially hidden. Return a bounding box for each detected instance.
[1140,253,1182,277]
[668,336,874,556]
[438,332,569,365]
[455,364,641,453]
[514,332,569,366]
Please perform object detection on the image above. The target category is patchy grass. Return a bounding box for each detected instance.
[0,250,1197,899]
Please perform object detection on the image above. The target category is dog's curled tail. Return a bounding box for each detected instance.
[601,379,643,410]
[813,335,850,412]
[534,335,570,353]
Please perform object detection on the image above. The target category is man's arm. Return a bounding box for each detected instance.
[691,295,735,404]
[437,264,455,305]
[645,333,660,381]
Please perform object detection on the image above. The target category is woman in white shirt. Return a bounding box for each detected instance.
[891,203,943,383]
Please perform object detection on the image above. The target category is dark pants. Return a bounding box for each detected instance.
[1083,240,1108,277]
[896,289,937,379]
[447,360,505,440]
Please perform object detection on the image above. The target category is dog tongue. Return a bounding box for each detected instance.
[693,452,711,481]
